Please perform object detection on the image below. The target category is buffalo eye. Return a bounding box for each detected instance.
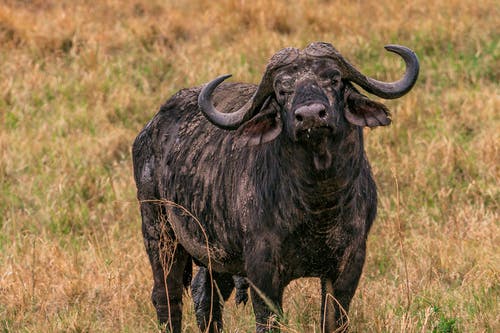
[319,69,341,88]
[275,77,294,98]
[330,76,341,87]
[276,87,291,99]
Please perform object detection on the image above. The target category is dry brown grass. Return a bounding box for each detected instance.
[0,0,498,332]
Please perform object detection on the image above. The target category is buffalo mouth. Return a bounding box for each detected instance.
[295,126,334,170]
[296,126,333,142]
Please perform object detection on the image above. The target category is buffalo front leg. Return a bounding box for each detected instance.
[246,250,286,332]
[321,246,366,333]
[142,203,191,333]
[191,267,235,332]
[248,274,285,333]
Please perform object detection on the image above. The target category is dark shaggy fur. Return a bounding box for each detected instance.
[132,42,417,332]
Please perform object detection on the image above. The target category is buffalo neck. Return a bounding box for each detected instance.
[252,126,368,218]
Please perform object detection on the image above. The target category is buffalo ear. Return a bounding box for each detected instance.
[344,87,391,127]
[233,97,282,147]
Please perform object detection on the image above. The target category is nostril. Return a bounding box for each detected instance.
[295,114,303,122]
[318,110,327,118]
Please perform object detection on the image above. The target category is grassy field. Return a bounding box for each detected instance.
[0,0,498,332]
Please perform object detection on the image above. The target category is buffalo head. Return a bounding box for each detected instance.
[198,42,419,148]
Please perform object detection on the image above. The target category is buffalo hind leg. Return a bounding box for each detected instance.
[192,267,235,332]
[233,275,249,306]
[321,246,366,333]
[142,203,191,333]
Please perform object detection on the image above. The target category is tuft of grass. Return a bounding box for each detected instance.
[0,0,498,332]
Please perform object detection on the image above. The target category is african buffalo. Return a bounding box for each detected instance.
[132,42,419,332]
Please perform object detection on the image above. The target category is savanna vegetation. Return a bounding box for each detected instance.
[0,0,498,332]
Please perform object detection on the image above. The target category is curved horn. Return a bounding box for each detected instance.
[198,74,266,130]
[343,45,420,99]
[198,47,300,130]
